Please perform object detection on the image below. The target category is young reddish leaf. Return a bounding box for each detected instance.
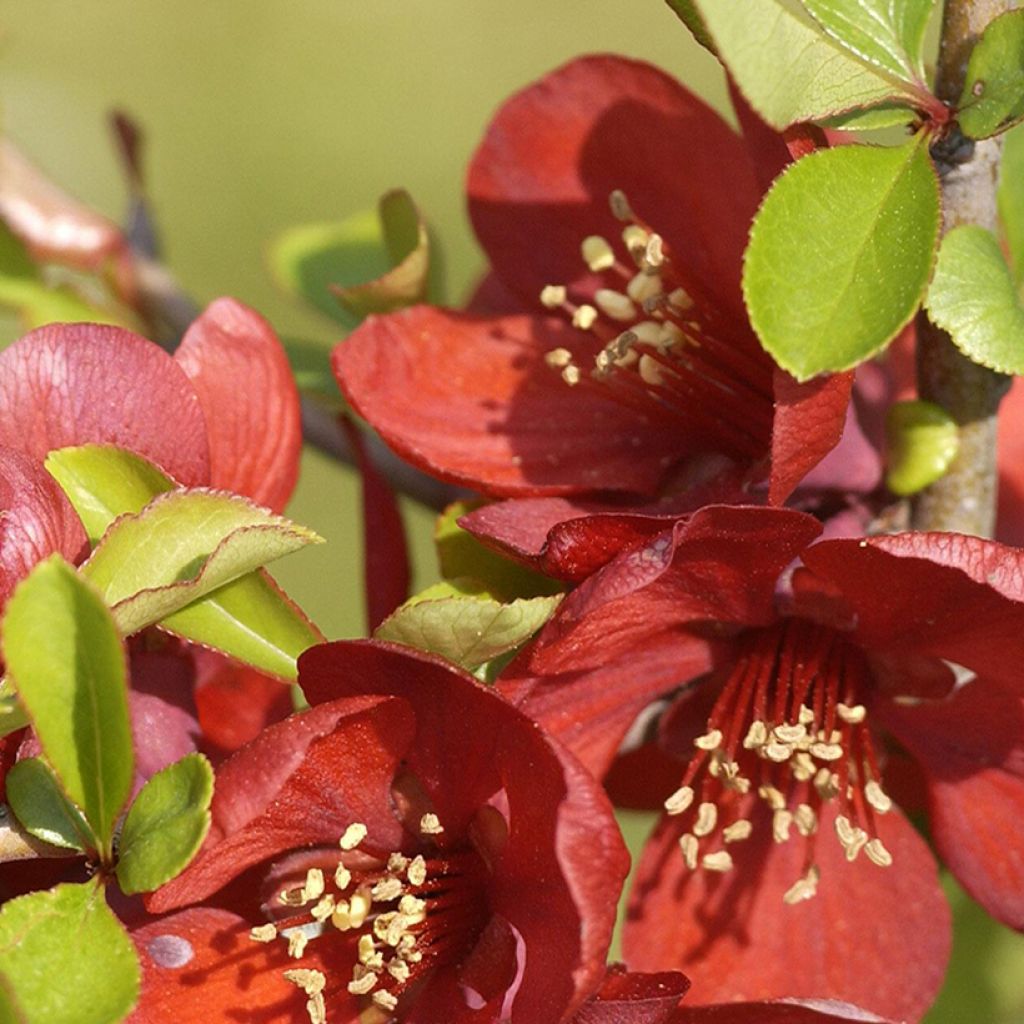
[958,9,1024,139]
[116,753,213,895]
[2,557,132,859]
[925,225,1024,374]
[0,880,139,1024]
[743,138,940,380]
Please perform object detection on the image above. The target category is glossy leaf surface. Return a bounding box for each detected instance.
[958,9,1024,139]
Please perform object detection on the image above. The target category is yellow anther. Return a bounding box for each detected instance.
[287,931,309,959]
[774,723,807,744]
[283,968,326,996]
[335,864,352,890]
[798,705,816,726]
[562,365,582,386]
[743,720,768,749]
[679,832,699,870]
[340,823,368,850]
[772,809,793,844]
[581,235,616,272]
[834,815,868,861]
[763,739,794,763]
[544,347,573,369]
[627,272,663,305]
[419,813,444,836]
[629,319,663,345]
[837,702,867,724]
[657,322,686,350]
[249,923,277,943]
[407,854,427,886]
[791,751,817,782]
[371,877,404,902]
[387,852,410,873]
[350,887,372,928]
[810,741,844,762]
[865,780,893,814]
[667,287,693,311]
[758,784,786,811]
[358,933,380,965]
[723,819,753,843]
[693,802,718,838]
[834,814,856,845]
[638,354,666,387]
[609,189,635,221]
[373,990,399,1012]
[387,957,411,983]
[348,965,378,995]
[664,785,695,815]
[695,729,723,751]
[621,225,648,252]
[306,994,326,1024]
[331,899,353,931]
[725,773,752,795]
[301,868,325,903]
[865,838,893,867]
[540,284,567,308]
[644,234,664,268]
[572,304,598,330]
[783,865,820,905]
[594,288,637,322]
[794,803,818,837]
[399,894,427,919]
[814,768,841,800]
[310,895,336,922]
[702,851,734,873]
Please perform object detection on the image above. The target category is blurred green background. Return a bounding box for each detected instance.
[3,2,1023,1019]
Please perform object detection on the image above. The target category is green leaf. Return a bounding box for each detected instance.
[802,0,936,81]
[2,557,132,858]
[958,9,1024,140]
[821,102,918,132]
[81,489,323,636]
[0,881,140,1024]
[282,336,345,403]
[435,501,563,602]
[116,753,213,894]
[47,446,322,678]
[160,571,322,681]
[375,591,561,671]
[743,138,940,380]
[269,188,430,327]
[45,445,174,546]
[885,399,960,495]
[693,0,917,129]
[999,123,1024,284]
[664,0,716,53]
[925,224,1024,374]
[6,759,92,852]
[0,689,28,740]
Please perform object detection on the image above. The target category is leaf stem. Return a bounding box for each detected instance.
[911,0,1015,536]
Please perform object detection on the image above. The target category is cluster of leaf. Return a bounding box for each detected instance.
[671,0,1024,408]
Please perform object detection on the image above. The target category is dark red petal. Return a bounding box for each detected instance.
[147,695,413,912]
[623,803,949,1023]
[173,298,301,512]
[0,323,210,486]
[569,965,689,1024]
[673,1002,895,1023]
[997,376,1024,544]
[130,907,358,1023]
[0,446,86,609]
[802,534,1024,693]
[298,639,630,1021]
[461,470,751,583]
[468,55,759,322]
[768,372,856,505]
[191,649,293,757]
[339,416,409,630]
[334,307,681,496]
[728,77,790,193]
[881,680,1024,929]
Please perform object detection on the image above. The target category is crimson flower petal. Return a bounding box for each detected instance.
[997,377,1024,544]
[173,298,301,512]
[334,307,679,496]
[881,680,1024,929]
[148,695,413,913]
[467,55,760,323]
[673,1002,894,1023]
[0,446,86,609]
[569,965,689,1024]
[0,323,210,486]
[623,803,949,1023]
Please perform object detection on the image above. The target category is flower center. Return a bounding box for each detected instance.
[662,618,894,903]
[249,814,488,1022]
[538,188,775,462]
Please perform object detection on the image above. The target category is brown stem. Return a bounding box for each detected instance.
[911,0,1016,536]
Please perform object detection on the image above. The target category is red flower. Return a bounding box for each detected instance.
[496,505,1024,1019]
[332,56,862,515]
[131,641,629,1023]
